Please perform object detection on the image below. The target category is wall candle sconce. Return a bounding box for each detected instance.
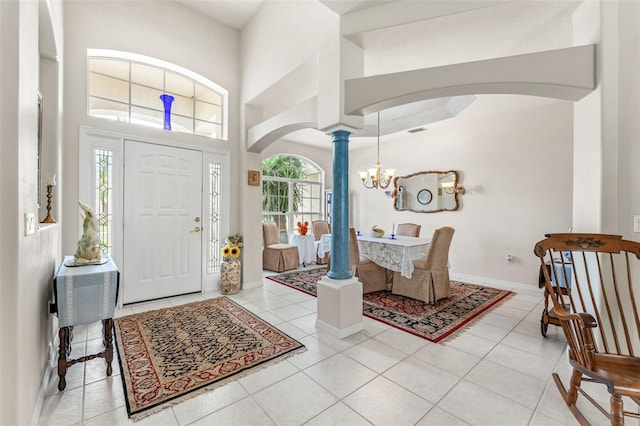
[442,182,466,195]
[453,184,466,195]
[41,173,57,223]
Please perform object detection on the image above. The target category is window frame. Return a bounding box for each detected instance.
[87,49,229,140]
[261,155,326,240]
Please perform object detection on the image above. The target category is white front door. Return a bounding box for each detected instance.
[123,141,203,304]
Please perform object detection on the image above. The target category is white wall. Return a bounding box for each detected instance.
[239,1,338,284]
[573,0,640,239]
[238,0,586,288]
[362,0,581,75]
[61,2,241,263]
[617,0,640,243]
[241,0,338,104]
[351,95,573,286]
[0,1,63,424]
[572,0,603,232]
[572,0,640,292]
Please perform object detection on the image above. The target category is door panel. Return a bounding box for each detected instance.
[123,141,202,304]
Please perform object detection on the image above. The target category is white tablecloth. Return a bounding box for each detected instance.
[54,254,120,327]
[550,261,572,289]
[289,234,316,265]
[357,235,431,279]
[317,233,332,258]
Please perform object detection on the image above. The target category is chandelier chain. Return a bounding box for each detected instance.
[359,111,394,190]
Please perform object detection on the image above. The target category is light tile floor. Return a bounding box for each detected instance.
[38,270,636,426]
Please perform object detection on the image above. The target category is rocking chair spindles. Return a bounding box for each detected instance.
[534,233,640,425]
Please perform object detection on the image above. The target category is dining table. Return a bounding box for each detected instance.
[289,234,316,266]
[357,234,432,279]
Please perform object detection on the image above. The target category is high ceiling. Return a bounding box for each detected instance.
[176,0,263,30]
[176,0,393,30]
[175,0,581,150]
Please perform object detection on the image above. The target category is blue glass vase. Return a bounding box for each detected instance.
[159,94,175,130]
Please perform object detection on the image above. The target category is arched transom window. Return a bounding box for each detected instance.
[87,49,228,140]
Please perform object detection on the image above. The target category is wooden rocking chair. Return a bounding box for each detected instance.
[534,233,640,425]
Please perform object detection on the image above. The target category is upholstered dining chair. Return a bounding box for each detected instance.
[392,226,455,304]
[262,222,299,272]
[312,220,331,264]
[349,228,388,293]
[396,223,421,237]
[326,227,387,293]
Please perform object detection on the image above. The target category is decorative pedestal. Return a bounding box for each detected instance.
[221,261,241,295]
[316,276,364,338]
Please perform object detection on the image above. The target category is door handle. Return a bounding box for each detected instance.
[191,226,201,233]
[194,217,200,222]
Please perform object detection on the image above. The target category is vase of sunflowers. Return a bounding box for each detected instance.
[221,233,243,295]
[222,233,243,262]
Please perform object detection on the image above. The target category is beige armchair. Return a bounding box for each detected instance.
[312,220,331,264]
[396,223,421,237]
[392,226,455,303]
[262,222,299,272]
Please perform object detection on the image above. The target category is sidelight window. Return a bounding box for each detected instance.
[94,149,113,254]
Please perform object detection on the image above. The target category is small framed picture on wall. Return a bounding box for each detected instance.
[248,170,261,186]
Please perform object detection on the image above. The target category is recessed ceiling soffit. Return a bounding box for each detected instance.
[353,96,476,137]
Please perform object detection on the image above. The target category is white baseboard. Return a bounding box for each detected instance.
[316,318,364,338]
[242,280,263,290]
[450,272,535,292]
[30,340,57,426]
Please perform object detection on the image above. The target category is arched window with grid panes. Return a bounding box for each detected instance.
[262,155,326,241]
[87,49,228,140]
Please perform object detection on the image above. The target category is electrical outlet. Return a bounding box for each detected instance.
[634,215,640,233]
[506,254,513,264]
[24,212,36,235]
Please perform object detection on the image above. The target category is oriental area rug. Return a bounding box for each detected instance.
[114,297,305,420]
[267,266,512,343]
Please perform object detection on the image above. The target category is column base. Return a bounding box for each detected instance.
[316,276,363,338]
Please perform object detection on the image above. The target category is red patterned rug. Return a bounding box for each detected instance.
[267,266,512,343]
[114,297,305,419]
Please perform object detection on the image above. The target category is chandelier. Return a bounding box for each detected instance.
[358,112,395,189]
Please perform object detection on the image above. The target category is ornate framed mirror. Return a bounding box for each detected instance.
[393,170,460,213]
